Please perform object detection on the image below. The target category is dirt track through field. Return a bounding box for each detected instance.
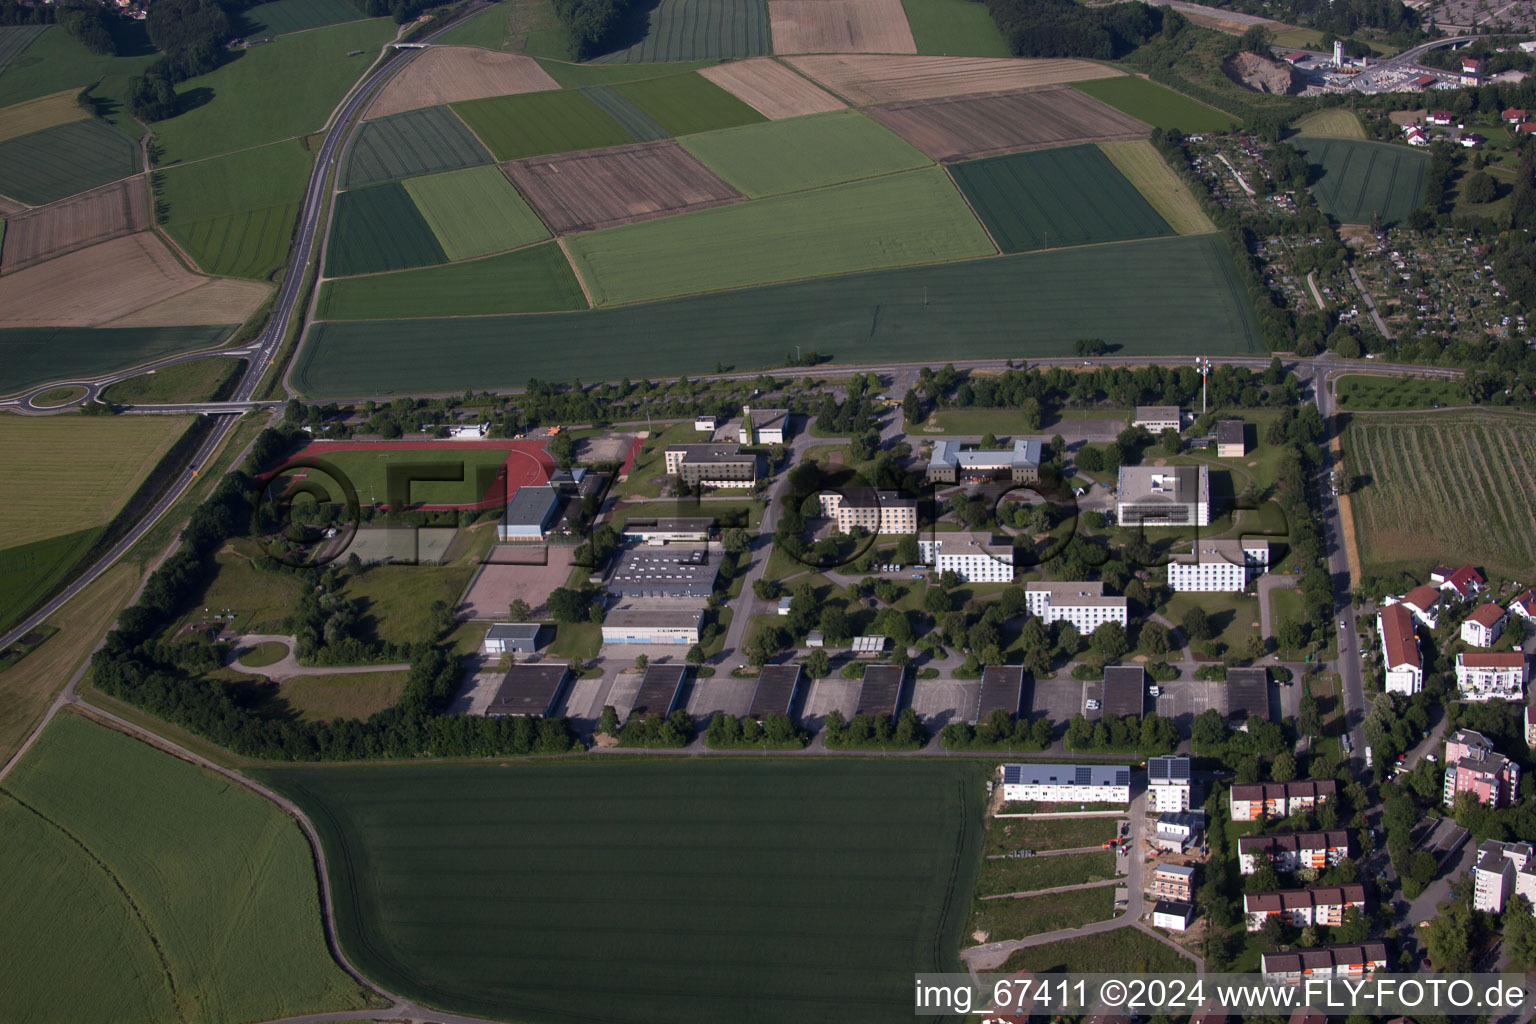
[0,178,150,273]
[769,0,916,55]
[0,232,212,327]
[698,58,845,119]
[866,87,1149,161]
[503,140,744,234]
[785,54,1121,105]
[365,47,560,119]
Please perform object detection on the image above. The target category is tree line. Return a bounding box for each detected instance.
[985,0,1164,60]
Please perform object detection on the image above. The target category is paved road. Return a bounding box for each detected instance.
[228,634,410,679]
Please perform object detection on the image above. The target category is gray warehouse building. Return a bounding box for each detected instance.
[483,623,545,655]
[607,546,719,599]
[485,663,569,718]
[498,484,561,541]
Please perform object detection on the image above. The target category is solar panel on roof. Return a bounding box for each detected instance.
[1075,766,1092,785]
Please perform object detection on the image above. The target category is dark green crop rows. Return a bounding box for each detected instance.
[592,0,769,63]
[324,182,446,276]
[341,106,491,189]
[1292,136,1429,226]
[0,119,139,205]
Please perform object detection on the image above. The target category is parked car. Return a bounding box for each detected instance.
[1086,699,1101,710]
[1148,685,1161,697]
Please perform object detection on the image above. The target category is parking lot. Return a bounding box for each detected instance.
[1148,677,1225,732]
[802,677,859,728]
[909,679,976,729]
[1028,674,1092,723]
[686,673,758,720]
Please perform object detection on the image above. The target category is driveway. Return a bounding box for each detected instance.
[228,634,409,680]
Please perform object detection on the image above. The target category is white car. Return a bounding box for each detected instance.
[1148,686,1161,697]
[1086,699,1101,710]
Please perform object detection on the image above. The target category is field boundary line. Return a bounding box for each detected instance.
[556,235,594,308]
[979,877,1119,900]
[938,163,1000,254]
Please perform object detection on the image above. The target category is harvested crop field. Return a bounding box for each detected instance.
[294,234,1259,397]
[0,177,150,272]
[950,145,1172,252]
[565,166,993,304]
[365,47,559,119]
[591,0,770,63]
[325,182,447,277]
[452,89,635,161]
[0,118,139,206]
[315,242,587,318]
[401,164,549,260]
[1098,139,1215,235]
[104,277,272,327]
[1292,136,1428,225]
[866,86,1148,162]
[0,232,220,327]
[504,140,742,233]
[0,325,232,395]
[0,88,89,144]
[610,72,767,136]
[679,109,928,197]
[785,53,1121,105]
[768,0,917,54]
[697,57,844,118]
[341,105,492,189]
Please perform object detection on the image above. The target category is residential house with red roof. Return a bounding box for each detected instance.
[1462,604,1508,647]
[1437,564,1485,600]
[1397,585,1442,628]
[1456,652,1527,702]
[1238,830,1351,874]
[1261,942,1388,983]
[1505,108,1528,123]
[1378,603,1423,695]
[1230,780,1337,822]
[1510,590,1536,625]
[1428,110,1456,125]
[1244,884,1367,930]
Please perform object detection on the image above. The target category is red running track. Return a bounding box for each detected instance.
[265,438,555,511]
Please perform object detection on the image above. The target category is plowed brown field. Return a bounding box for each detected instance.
[1,178,150,273]
[503,141,743,234]
[769,0,916,55]
[365,48,560,119]
[698,58,845,119]
[865,86,1148,161]
[0,232,206,327]
[785,54,1121,105]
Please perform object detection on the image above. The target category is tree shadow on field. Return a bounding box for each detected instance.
[176,87,216,117]
[596,0,662,57]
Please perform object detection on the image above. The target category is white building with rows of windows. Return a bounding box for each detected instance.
[1023,581,1128,634]
[1167,538,1270,592]
[918,538,1014,583]
[999,763,1131,804]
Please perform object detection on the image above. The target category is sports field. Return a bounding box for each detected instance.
[325,182,447,276]
[160,138,312,277]
[1098,139,1216,235]
[294,234,1261,396]
[342,105,493,189]
[241,0,365,38]
[316,242,587,317]
[1071,75,1238,132]
[259,759,984,1023]
[566,166,994,304]
[0,324,233,395]
[0,118,139,205]
[402,165,549,259]
[452,89,635,160]
[276,441,553,507]
[1345,411,1536,578]
[1292,136,1429,225]
[949,145,1173,253]
[150,19,397,164]
[1291,107,1366,139]
[899,0,1009,56]
[592,0,769,63]
[679,109,930,197]
[0,715,367,1023]
[0,88,89,144]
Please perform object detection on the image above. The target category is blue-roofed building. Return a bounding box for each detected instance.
[1000,763,1131,804]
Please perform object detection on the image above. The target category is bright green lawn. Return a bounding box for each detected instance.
[1071,75,1238,132]
[0,715,367,1022]
[900,0,1010,56]
[401,164,548,260]
[609,71,765,136]
[315,242,586,318]
[452,89,635,160]
[566,166,994,305]
[679,109,930,197]
[151,19,396,164]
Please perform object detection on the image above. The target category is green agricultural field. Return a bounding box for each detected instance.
[241,0,365,38]
[294,233,1261,396]
[0,118,139,205]
[0,528,102,634]
[1,715,368,1023]
[316,242,585,318]
[679,109,930,197]
[580,84,669,141]
[159,138,313,277]
[259,759,985,1023]
[567,166,993,304]
[151,19,396,164]
[325,182,447,276]
[434,0,570,55]
[950,145,1173,254]
[0,24,47,73]
[1071,75,1237,132]
[532,56,718,88]
[1292,107,1366,139]
[452,89,636,160]
[1099,139,1216,235]
[341,105,493,189]
[900,0,1010,56]
[401,165,549,260]
[101,357,247,404]
[610,71,765,136]
[1335,373,1465,410]
[0,27,155,136]
[0,324,233,396]
[591,0,768,63]
[1293,136,1429,225]
[168,202,301,279]
[1345,410,1536,579]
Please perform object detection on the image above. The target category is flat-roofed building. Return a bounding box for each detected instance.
[1024,581,1128,634]
[927,438,1043,484]
[851,634,886,655]
[1000,763,1131,804]
[1225,667,1271,727]
[748,664,803,721]
[1244,885,1367,930]
[1168,538,1270,592]
[630,664,688,719]
[738,407,788,445]
[607,546,719,599]
[1261,943,1388,983]
[1156,810,1205,852]
[1152,863,1195,901]
[1216,419,1246,457]
[618,517,713,544]
[1444,728,1519,808]
[663,444,757,487]
[1238,830,1351,874]
[819,488,917,535]
[918,537,1015,583]
[485,663,569,718]
[1378,603,1423,695]
[1152,900,1195,931]
[1100,665,1146,720]
[1229,779,1337,822]
[600,600,707,645]
[694,415,718,432]
[1471,838,1536,913]
[499,484,561,541]
[975,665,1024,724]
[856,664,906,718]
[1116,465,1210,526]
[1456,652,1527,702]
[1148,755,1192,812]
[1135,406,1183,433]
[483,622,545,655]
